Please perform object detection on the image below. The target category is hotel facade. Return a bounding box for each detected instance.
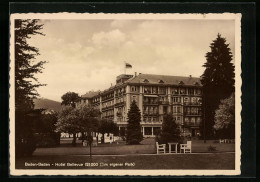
[77,73,203,137]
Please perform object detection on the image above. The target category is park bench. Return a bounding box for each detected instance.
[180,141,192,153]
[156,142,166,154]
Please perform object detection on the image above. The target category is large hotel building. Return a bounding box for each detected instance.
[77,73,203,137]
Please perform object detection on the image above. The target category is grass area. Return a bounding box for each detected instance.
[16,153,235,169]
[33,138,235,156]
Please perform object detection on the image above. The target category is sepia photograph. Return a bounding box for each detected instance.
[9,13,241,176]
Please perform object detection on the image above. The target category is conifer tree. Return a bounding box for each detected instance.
[15,19,46,157]
[126,101,143,144]
[159,114,180,143]
[15,19,46,111]
[200,33,235,139]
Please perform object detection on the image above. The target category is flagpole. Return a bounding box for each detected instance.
[124,61,126,74]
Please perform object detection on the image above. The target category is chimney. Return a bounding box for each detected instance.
[189,75,192,78]
[135,72,137,77]
[139,73,142,75]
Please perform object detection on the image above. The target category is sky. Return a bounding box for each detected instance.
[27,19,235,102]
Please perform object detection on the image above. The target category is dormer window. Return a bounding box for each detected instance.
[179,81,184,85]
[143,79,149,83]
[158,79,164,83]
[194,82,200,86]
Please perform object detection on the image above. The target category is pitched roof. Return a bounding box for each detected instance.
[81,91,100,98]
[125,74,201,86]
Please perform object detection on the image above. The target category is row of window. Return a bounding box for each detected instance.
[142,86,202,95]
[143,106,159,115]
[115,96,125,104]
[115,87,126,96]
[184,107,202,115]
[184,117,201,125]
[102,92,114,101]
[102,100,114,108]
[102,110,114,117]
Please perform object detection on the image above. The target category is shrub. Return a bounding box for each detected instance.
[208,145,217,151]
[16,135,36,158]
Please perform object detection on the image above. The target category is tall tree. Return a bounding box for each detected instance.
[200,33,235,139]
[159,114,180,144]
[15,19,46,157]
[214,93,235,139]
[15,19,46,111]
[126,101,143,144]
[61,92,80,108]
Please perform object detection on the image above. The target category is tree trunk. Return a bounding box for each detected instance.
[101,133,105,144]
[72,133,76,146]
[81,132,85,143]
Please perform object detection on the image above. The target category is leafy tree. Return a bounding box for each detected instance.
[55,106,80,146]
[214,93,235,139]
[158,114,180,144]
[15,19,46,157]
[98,119,118,143]
[126,101,143,144]
[55,105,100,146]
[75,104,100,142]
[200,33,235,139]
[61,92,80,108]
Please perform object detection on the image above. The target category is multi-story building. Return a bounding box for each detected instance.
[77,73,202,137]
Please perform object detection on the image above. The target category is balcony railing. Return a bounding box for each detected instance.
[159,101,169,105]
[143,101,159,105]
[114,101,125,107]
[143,112,159,116]
[115,92,125,97]
[183,102,202,106]
[183,122,200,126]
[102,105,114,111]
[184,112,202,116]
[172,101,182,105]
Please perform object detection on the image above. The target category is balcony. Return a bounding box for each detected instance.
[183,102,202,106]
[172,101,182,105]
[115,92,125,97]
[184,112,202,116]
[159,101,169,105]
[143,112,159,116]
[143,101,159,105]
[183,122,200,127]
[114,101,125,107]
[102,105,114,111]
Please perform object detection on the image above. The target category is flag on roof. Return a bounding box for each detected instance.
[125,63,132,68]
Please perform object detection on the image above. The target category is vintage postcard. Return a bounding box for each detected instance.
[9,13,241,176]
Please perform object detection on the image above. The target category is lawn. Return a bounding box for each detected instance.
[16,153,235,169]
[32,138,235,156]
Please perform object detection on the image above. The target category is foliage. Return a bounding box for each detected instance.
[61,92,80,108]
[158,114,181,144]
[15,19,47,157]
[200,33,235,139]
[214,93,235,139]
[208,145,217,151]
[55,104,100,146]
[126,101,143,144]
[15,109,39,157]
[98,119,118,143]
[15,19,46,111]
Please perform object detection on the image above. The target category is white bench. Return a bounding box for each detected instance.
[180,141,192,153]
[156,142,166,154]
